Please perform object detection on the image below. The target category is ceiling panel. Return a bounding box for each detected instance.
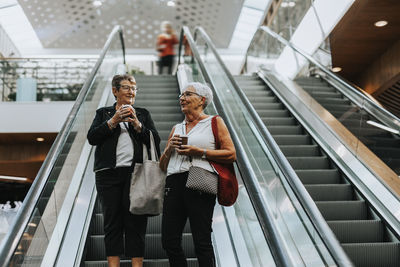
[17,0,244,49]
[330,0,400,80]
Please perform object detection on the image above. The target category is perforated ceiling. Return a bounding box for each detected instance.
[18,0,244,49]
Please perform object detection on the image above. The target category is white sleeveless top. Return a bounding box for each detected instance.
[167,116,216,176]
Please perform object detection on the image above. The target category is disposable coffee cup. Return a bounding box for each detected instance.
[180,135,188,146]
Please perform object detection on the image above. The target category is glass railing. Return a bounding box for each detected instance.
[179,30,277,267]
[179,26,347,266]
[0,58,97,102]
[246,25,400,177]
[0,26,125,267]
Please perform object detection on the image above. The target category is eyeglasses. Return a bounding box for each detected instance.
[178,91,202,98]
[118,85,138,92]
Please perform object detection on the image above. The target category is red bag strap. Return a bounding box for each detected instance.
[211,115,220,149]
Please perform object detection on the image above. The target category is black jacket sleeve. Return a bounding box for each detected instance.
[87,108,114,146]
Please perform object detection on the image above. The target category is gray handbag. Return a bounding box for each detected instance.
[186,165,218,195]
[129,131,165,215]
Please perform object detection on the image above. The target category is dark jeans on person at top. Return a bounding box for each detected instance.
[158,55,174,74]
[95,167,148,257]
[161,172,216,267]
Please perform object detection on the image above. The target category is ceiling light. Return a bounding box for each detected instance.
[36,137,45,142]
[332,67,342,72]
[28,223,37,227]
[281,2,288,7]
[374,20,388,27]
[93,0,102,7]
[366,120,399,134]
[167,1,175,7]
[288,2,296,7]
[0,175,28,181]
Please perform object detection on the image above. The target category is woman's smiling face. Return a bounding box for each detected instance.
[179,86,204,113]
[113,79,137,105]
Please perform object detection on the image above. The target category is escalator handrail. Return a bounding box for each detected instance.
[258,25,400,130]
[192,26,353,267]
[0,25,125,266]
[179,26,294,267]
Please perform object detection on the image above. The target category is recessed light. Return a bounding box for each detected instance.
[93,0,102,7]
[288,2,296,7]
[28,223,37,227]
[332,67,342,72]
[374,20,388,27]
[36,137,45,142]
[167,1,175,7]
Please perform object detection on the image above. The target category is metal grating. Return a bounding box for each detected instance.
[18,0,244,49]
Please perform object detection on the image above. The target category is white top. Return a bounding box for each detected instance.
[116,122,134,167]
[167,116,216,176]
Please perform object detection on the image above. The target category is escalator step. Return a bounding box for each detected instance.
[295,169,341,184]
[253,110,289,117]
[308,92,343,99]
[341,242,400,267]
[279,145,320,157]
[305,184,353,201]
[253,102,284,110]
[262,117,296,126]
[327,220,385,243]
[91,214,191,235]
[287,156,330,169]
[247,96,277,103]
[312,97,351,105]
[84,259,199,267]
[274,135,311,145]
[316,200,367,220]
[266,125,303,135]
[86,234,196,260]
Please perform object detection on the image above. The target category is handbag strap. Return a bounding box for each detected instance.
[211,115,220,149]
[122,122,159,162]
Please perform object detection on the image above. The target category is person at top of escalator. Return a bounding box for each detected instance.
[159,82,236,267]
[156,21,178,75]
[87,74,160,267]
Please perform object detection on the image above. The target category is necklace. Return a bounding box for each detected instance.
[185,113,203,132]
[185,112,203,124]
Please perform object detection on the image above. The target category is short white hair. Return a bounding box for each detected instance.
[183,82,213,108]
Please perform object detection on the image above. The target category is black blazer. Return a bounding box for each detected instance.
[87,103,160,172]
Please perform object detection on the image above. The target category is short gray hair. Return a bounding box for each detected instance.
[183,82,213,108]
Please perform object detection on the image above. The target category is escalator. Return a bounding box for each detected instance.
[235,74,400,266]
[295,76,400,174]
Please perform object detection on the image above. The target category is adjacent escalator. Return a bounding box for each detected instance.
[295,76,400,174]
[235,74,400,267]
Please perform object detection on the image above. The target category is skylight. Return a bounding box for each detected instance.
[0,1,43,56]
[228,0,271,53]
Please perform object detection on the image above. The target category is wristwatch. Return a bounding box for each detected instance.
[201,149,207,159]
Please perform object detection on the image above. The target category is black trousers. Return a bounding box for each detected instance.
[158,55,174,74]
[161,172,216,267]
[95,167,148,257]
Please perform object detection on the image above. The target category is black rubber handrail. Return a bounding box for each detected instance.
[179,26,294,267]
[192,26,354,267]
[258,25,400,131]
[0,25,125,267]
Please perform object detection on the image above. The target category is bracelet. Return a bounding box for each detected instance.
[201,149,207,159]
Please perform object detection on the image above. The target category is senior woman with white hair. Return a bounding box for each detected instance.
[159,82,236,267]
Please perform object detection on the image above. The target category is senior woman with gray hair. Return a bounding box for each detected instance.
[159,82,236,267]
